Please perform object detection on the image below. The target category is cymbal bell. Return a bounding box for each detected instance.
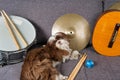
[52,14,91,50]
[108,2,120,10]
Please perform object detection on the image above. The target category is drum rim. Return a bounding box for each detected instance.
[0,37,37,53]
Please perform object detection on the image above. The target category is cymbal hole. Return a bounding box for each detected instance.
[70,31,73,34]
[65,31,74,35]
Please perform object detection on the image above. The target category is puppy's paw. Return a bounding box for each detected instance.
[56,74,68,80]
[61,76,68,80]
[70,50,82,60]
[62,55,70,63]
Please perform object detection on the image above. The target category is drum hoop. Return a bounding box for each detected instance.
[0,37,37,54]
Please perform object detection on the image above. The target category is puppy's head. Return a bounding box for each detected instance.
[47,32,70,50]
[47,32,71,61]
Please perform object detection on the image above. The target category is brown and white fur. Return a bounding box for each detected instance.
[20,32,81,80]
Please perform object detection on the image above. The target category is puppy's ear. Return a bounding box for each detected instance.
[55,32,70,41]
[47,36,56,46]
[48,36,56,42]
[55,32,66,39]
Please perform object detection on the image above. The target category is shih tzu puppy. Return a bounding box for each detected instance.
[20,32,81,80]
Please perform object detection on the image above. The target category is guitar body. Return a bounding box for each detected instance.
[92,10,120,56]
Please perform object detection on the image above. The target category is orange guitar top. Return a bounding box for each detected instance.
[92,10,120,56]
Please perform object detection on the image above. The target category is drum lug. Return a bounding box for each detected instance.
[0,52,9,66]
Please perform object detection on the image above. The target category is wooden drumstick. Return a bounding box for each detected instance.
[68,53,87,80]
[0,11,20,49]
[1,10,28,47]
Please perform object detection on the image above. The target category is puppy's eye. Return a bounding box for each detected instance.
[58,41,61,44]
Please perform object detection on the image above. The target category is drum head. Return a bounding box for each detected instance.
[0,16,36,51]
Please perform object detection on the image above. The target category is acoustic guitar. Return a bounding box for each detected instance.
[92,10,120,56]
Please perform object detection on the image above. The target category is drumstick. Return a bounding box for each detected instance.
[1,10,28,47]
[68,53,87,80]
[0,11,20,49]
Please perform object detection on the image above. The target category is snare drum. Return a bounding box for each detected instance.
[0,15,36,66]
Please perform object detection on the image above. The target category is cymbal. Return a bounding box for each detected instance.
[52,14,91,50]
[108,2,120,10]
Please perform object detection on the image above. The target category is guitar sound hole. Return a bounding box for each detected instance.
[108,23,120,48]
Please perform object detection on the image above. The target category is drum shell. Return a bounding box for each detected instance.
[0,38,37,66]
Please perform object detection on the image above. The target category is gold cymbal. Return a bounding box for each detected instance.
[108,2,120,10]
[52,14,91,50]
